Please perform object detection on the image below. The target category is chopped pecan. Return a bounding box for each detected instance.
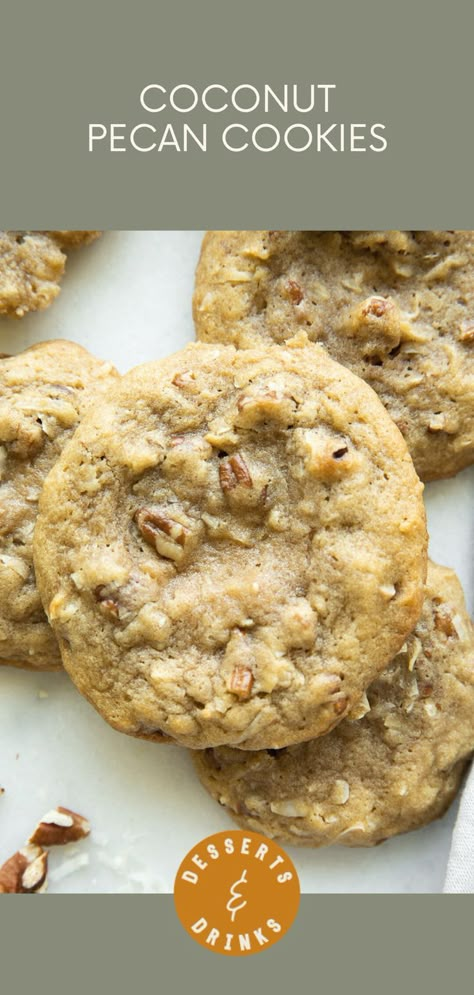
[419,684,434,699]
[286,280,304,305]
[135,506,193,563]
[237,389,277,412]
[0,844,48,894]
[29,807,91,847]
[459,324,474,343]
[394,418,409,435]
[362,296,390,318]
[219,453,253,492]
[94,586,120,619]
[136,508,189,545]
[333,696,349,715]
[228,665,254,699]
[434,605,457,637]
[219,465,236,491]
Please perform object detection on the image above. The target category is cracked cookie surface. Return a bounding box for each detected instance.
[194,231,474,481]
[0,231,101,318]
[34,338,427,748]
[0,341,118,670]
[194,562,474,846]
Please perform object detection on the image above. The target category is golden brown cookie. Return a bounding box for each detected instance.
[0,231,101,318]
[194,231,474,481]
[0,341,118,670]
[34,338,426,747]
[194,562,474,847]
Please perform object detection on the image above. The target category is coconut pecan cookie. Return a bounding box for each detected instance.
[194,231,474,481]
[0,341,118,670]
[194,562,474,847]
[34,338,426,748]
[0,231,101,318]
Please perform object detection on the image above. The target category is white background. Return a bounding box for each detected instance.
[0,231,472,892]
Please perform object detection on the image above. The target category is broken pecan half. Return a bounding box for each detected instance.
[135,506,194,563]
[228,665,254,699]
[0,844,48,894]
[29,807,91,847]
[459,324,474,343]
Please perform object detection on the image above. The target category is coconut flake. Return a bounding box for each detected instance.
[49,853,89,883]
[270,799,308,817]
[332,779,350,805]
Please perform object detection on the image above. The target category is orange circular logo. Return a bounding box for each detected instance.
[174,830,300,957]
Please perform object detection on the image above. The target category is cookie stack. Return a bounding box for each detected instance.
[1,230,474,851]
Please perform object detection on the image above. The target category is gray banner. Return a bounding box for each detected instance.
[0,895,471,992]
[1,0,473,228]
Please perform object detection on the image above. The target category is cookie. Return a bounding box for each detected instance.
[194,562,474,847]
[0,341,118,670]
[194,231,474,481]
[0,231,101,318]
[34,337,426,748]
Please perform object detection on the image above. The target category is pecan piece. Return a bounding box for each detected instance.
[228,665,254,699]
[0,844,48,894]
[135,506,193,563]
[286,280,304,305]
[419,684,434,699]
[219,453,253,492]
[29,807,91,847]
[347,295,401,352]
[94,585,120,619]
[237,389,278,412]
[434,605,457,637]
[362,296,390,318]
[459,324,474,343]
